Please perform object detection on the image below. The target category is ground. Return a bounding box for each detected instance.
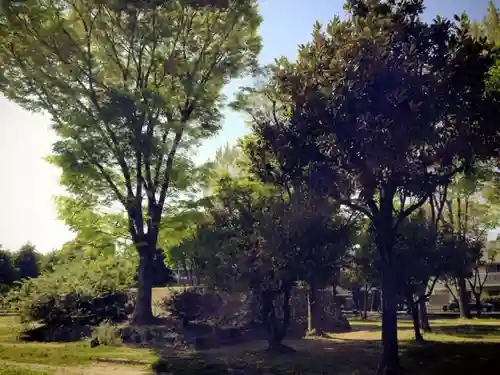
[0,314,499,375]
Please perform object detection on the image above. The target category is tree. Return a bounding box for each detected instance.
[393,211,441,342]
[39,250,60,274]
[295,199,357,335]
[14,243,40,280]
[0,248,17,290]
[471,1,500,44]
[234,1,499,372]
[238,108,358,337]
[467,239,498,317]
[193,174,302,351]
[438,167,499,318]
[346,223,380,319]
[0,0,261,323]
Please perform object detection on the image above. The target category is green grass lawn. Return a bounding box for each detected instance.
[0,314,499,375]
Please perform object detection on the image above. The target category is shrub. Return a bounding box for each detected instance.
[91,321,123,347]
[163,290,221,327]
[11,256,136,328]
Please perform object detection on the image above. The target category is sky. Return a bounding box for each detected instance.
[0,0,496,252]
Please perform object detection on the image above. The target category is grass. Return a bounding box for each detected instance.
[0,314,499,374]
[0,366,51,375]
[0,315,154,374]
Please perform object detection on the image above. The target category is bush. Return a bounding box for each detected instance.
[91,321,123,347]
[163,290,221,327]
[11,256,136,328]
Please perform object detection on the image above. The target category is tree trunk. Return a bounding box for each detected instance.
[410,299,424,343]
[376,212,401,375]
[419,299,431,332]
[457,277,470,319]
[132,249,155,324]
[307,283,322,334]
[475,293,482,318]
[363,285,369,320]
[380,271,400,375]
[263,287,293,353]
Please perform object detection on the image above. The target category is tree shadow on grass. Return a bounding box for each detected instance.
[431,324,500,339]
[150,339,381,375]
[403,342,500,375]
[147,337,500,375]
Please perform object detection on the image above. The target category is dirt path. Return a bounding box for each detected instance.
[0,359,149,375]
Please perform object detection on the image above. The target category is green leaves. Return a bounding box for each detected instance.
[0,0,261,243]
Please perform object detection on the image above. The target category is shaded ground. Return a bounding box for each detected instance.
[0,315,500,375]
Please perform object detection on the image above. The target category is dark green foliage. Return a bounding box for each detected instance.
[24,291,132,327]
[394,212,440,295]
[0,249,17,288]
[12,257,135,330]
[163,290,221,327]
[233,0,500,372]
[14,243,40,280]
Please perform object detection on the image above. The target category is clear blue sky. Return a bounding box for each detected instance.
[0,0,496,252]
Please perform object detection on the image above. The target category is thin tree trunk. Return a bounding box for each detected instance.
[457,276,471,319]
[132,249,155,324]
[363,285,369,320]
[307,282,322,334]
[410,299,424,343]
[419,299,431,332]
[475,293,482,318]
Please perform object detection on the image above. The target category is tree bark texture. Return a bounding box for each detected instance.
[132,247,155,324]
[380,268,400,375]
[376,215,401,375]
[262,287,292,351]
[457,277,471,319]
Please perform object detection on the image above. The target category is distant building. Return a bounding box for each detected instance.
[429,253,500,311]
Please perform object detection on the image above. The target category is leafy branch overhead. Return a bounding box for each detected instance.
[0,0,261,240]
[0,0,261,323]
[236,2,499,227]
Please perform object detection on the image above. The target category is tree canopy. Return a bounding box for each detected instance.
[233,0,500,372]
[0,0,261,322]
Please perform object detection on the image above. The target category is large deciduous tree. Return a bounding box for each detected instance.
[235,1,499,373]
[0,0,261,323]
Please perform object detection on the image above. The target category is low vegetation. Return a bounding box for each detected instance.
[0,315,498,375]
[11,259,135,334]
